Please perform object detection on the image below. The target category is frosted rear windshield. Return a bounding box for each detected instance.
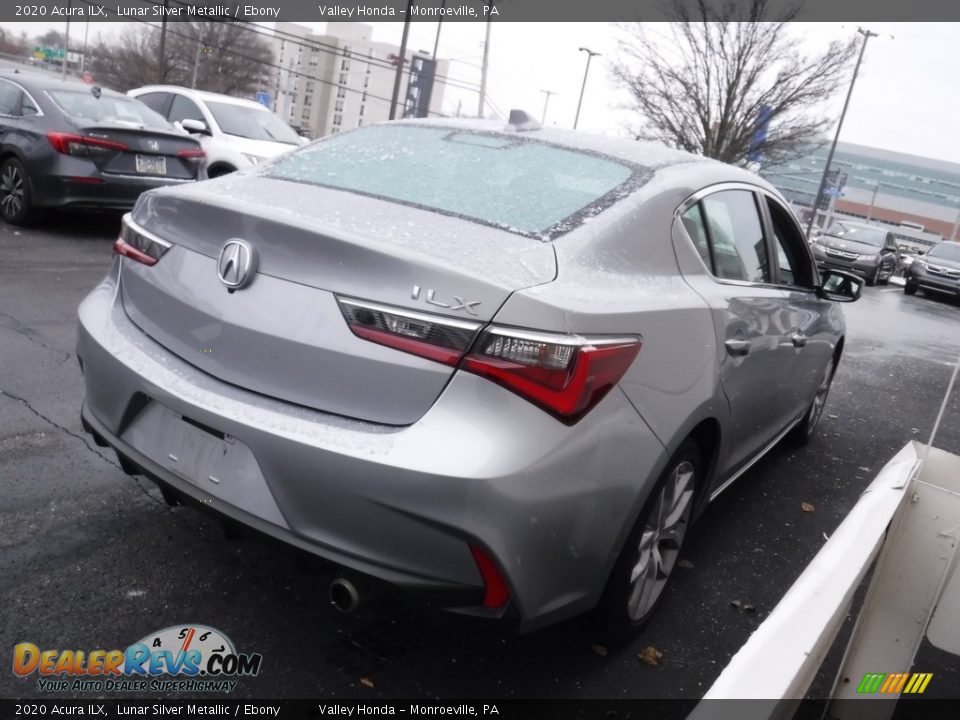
[265,125,637,238]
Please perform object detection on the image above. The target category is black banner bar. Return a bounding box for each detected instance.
[3,0,960,23]
[2,699,960,720]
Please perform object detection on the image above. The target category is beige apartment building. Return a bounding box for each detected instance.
[271,22,449,139]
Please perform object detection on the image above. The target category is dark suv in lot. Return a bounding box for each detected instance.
[904,241,960,298]
[810,221,900,286]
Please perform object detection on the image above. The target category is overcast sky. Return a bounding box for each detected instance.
[7,20,959,164]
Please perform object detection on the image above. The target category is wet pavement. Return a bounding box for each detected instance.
[2,214,959,700]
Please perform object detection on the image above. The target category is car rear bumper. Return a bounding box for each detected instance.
[33,172,196,211]
[77,261,667,631]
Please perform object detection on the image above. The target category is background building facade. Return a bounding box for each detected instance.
[763,141,960,248]
[271,22,449,140]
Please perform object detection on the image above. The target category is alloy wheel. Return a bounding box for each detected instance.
[0,163,24,219]
[807,362,834,435]
[626,460,695,621]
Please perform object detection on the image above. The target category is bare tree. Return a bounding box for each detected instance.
[612,0,857,166]
[89,21,273,97]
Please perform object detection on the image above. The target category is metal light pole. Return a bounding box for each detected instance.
[804,27,879,240]
[539,89,556,125]
[478,10,494,118]
[866,183,882,222]
[574,47,600,130]
[79,21,89,75]
[432,0,446,60]
[61,0,71,81]
[389,0,414,120]
[157,0,169,83]
[949,203,960,242]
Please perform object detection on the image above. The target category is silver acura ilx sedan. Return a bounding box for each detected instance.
[77,114,860,633]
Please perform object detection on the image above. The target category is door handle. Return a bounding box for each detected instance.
[791,333,808,348]
[725,339,750,356]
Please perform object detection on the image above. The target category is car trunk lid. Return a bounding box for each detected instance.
[71,123,204,179]
[120,176,556,425]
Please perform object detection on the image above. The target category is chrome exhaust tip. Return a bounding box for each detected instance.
[329,577,361,613]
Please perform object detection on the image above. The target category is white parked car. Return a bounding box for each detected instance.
[128,86,306,177]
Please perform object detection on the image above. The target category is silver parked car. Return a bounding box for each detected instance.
[77,116,861,634]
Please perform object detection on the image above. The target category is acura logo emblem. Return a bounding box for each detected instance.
[217,239,258,290]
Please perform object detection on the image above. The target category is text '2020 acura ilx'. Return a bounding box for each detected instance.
[78,113,861,634]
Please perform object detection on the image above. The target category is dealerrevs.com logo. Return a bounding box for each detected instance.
[13,625,262,693]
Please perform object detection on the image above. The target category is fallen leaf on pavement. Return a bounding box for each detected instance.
[360,676,375,689]
[730,599,742,610]
[591,644,608,657]
[801,502,816,513]
[638,646,663,666]
[743,604,756,613]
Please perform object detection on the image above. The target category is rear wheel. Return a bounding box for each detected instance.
[789,357,837,447]
[207,164,236,178]
[0,158,35,226]
[594,440,699,638]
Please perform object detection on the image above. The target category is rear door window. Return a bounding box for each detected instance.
[168,95,205,125]
[0,80,22,116]
[136,92,172,116]
[699,190,770,283]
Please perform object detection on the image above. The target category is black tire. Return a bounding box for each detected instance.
[789,356,837,447]
[0,157,35,226]
[866,266,880,287]
[594,440,700,639]
[904,283,917,296]
[207,165,237,178]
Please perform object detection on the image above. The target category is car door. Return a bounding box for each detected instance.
[881,232,900,276]
[677,186,798,479]
[759,193,836,415]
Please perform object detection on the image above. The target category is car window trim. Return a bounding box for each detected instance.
[675,182,784,292]
[0,78,44,118]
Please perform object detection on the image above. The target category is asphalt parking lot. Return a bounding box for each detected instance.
[2,214,960,701]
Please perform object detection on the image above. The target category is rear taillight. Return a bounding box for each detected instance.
[47,132,128,157]
[176,148,206,159]
[338,297,641,424]
[338,298,482,366]
[113,214,171,266]
[462,329,641,424]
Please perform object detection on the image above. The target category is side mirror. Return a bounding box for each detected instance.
[817,269,862,303]
[180,118,210,135]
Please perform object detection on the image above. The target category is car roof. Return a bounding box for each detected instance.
[131,85,268,110]
[0,69,124,96]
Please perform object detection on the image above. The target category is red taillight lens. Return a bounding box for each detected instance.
[462,330,641,424]
[176,148,206,159]
[469,544,510,610]
[113,214,171,266]
[337,298,640,424]
[337,298,482,366]
[47,132,128,156]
